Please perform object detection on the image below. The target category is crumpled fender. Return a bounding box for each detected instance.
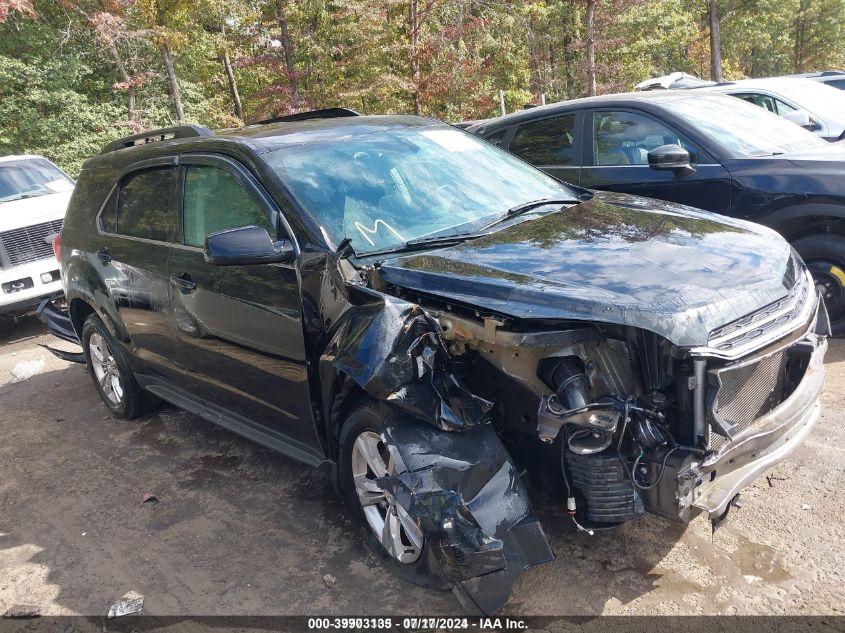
[377,418,554,614]
[324,289,493,431]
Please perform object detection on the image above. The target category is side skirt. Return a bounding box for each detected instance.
[136,373,329,470]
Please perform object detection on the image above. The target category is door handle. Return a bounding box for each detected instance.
[170,272,198,294]
[96,247,111,265]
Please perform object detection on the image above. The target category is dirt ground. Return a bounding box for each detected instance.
[0,314,843,617]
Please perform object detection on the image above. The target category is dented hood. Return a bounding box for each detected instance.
[378,192,799,347]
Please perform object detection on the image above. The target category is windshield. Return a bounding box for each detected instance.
[661,94,828,157]
[263,125,574,253]
[0,157,74,204]
[773,79,845,123]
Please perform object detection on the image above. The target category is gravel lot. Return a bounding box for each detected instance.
[1,314,843,616]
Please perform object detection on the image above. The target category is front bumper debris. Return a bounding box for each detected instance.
[378,418,553,614]
[35,298,85,363]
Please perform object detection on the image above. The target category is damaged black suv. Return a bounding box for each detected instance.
[41,109,829,613]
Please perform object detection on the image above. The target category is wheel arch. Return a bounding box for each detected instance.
[64,255,129,343]
[759,203,845,242]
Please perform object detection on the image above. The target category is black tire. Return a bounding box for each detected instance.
[81,314,160,419]
[338,400,447,590]
[793,234,845,335]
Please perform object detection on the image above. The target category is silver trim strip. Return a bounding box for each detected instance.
[691,271,817,360]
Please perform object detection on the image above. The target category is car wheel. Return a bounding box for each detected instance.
[793,234,845,335]
[338,400,447,589]
[81,314,160,419]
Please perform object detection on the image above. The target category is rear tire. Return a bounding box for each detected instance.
[793,234,845,335]
[81,314,160,419]
[338,400,447,590]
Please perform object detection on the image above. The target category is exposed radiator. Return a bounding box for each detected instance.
[709,350,788,449]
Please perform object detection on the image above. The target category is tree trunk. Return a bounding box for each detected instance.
[585,0,596,97]
[107,42,135,121]
[793,0,807,72]
[709,0,722,82]
[408,0,421,115]
[274,0,298,99]
[219,48,243,121]
[160,42,184,122]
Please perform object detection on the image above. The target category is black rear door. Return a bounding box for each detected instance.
[504,111,582,185]
[95,160,181,380]
[578,108,732,214]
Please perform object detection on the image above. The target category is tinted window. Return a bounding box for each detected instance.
[510,115,576,165]
[116,168,176,242]
[593,111,699,166]
[485,128,508,147]
[826,79,845,90]
[100,188,117,233]
[182,165,274,248]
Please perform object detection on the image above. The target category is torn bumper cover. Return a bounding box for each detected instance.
[378,419,554,614]
[35,298,85,363]
[329,294,493,431]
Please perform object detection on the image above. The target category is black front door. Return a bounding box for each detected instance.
[579,109,732,214]
[166,155,322,464]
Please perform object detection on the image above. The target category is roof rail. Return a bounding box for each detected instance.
[101,124,214,154]
[256,107,361,125]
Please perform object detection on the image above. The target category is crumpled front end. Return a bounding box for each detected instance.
[654,281,830,524]
[317,284,551,612]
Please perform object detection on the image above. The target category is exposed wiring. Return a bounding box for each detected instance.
[559,428,595,536]
[630,446,679,491]
[614,396,678,492]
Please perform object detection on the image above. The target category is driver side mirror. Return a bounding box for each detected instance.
[204,225,295,266]
[782,109,821,131]
[647,144,696,178]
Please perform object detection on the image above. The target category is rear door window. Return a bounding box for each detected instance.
[509,114,578,166]
[114,167,177,242]
[181,165,275,248]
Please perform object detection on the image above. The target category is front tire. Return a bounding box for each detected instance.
[793,234,845,335]
[338,400,446,589]
[81,314,159,419]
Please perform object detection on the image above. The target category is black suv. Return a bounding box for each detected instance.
[41,110,828,613]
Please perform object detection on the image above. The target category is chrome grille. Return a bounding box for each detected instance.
[708,275,810,355]
[0,219,62,267]
[709,350,788,450]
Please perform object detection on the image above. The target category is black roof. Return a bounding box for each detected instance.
[83,114,443,171]
[467,90,736,133]
[216,115,436,149]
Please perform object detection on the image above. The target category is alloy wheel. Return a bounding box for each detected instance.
[88,332,124,406]
[351,431,423,564]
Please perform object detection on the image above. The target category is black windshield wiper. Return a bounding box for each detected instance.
[507,197,580,215]
[480,197,579,230]
[404,232,480,247]
[355,233,479,259]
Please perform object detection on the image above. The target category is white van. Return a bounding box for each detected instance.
[0,155,74,317]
